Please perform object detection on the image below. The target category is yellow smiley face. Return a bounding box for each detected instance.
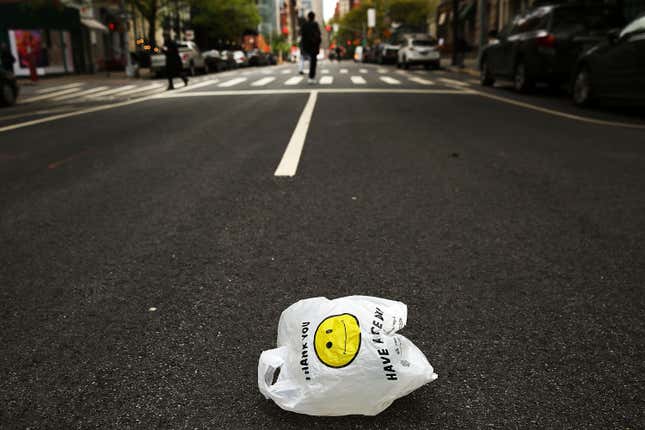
[314,313,361,368]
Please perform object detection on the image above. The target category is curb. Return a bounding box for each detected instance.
[445,65,480,77]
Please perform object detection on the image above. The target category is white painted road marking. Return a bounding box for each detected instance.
[179,80,220,90]
[340,68,348,74]
[408,77,435,85]
[285,76,303,85]
[439,78,469,86]
[53,86,109,101]
[35,83,83,94]
[319,76,333,85]
[117,83,164,96]
[251,77,276,87]
[377,68,387,73]
[350,76,367,84]
[274,91,318,177]
[322,69,330,74]
[281,69,291,74]
[380,76,401,85]
[219,77,247,87]
[89,85,137,98]
[20,87,84,103]
[359,68,368,73]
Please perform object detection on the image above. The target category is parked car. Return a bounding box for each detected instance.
[246,49,269,67]
[202,49,228,72]
[0,68,18,106]
[150,41,207,77]
[479,4,624,91]
[397,34,440,69]
[232,50,248,67]
[377,41,401,64]
[219,50,238,69]
[572,15,645,106]
[362,46,379,63]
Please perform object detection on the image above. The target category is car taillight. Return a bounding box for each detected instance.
[537,33,556,47]
[181,53,189,61]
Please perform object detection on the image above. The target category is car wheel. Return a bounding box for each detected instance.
[480,57,495,86]
[203,63,210,74]
[573,66,593,107]
[0,81,16,106]
[189,62,196,76]
[403,57,410,70]
[513,60,532,92]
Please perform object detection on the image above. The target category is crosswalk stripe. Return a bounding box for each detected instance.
[117,83,164,96]
[251,77,276,87]
[321,69,330,74]
[379,76,401,85]
[377,68,387,73]
[284,76,303,85]
[35,82,83,94]
[219,77,247,87]
[88,85,137,98]
[340,68,348,74]
[350,76,367,84]
[319,76,333,84]
[395,70,407,75]
[261,69,273,74]
[182,80,220,90]
[408,77,434,85]
[20,87,85,103]
[281,69,291,74]
[52,86,110,101]
[439,78,468,86]
[359,68,368,73]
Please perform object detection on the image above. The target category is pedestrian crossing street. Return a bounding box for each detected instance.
[18,66,474,106]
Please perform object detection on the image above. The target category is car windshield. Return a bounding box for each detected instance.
[412,39,436,46]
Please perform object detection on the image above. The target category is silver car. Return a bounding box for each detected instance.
[150,41,208,77]
[397,34,440,70]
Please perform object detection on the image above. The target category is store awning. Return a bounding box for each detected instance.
[81,18,109,33]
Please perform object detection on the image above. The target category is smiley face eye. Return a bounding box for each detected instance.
[326,329,332,334]
[326,341,333,348]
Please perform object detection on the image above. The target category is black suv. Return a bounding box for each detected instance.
[480,3,623,92]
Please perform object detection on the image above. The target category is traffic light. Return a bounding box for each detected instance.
[108,22,116,31]
[325,25,332,32]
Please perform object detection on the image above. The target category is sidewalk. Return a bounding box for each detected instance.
[16,69,156,97]
[443,55,479,78]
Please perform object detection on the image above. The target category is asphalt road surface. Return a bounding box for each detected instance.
[1,61,644,429]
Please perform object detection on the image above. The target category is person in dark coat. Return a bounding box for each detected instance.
[300,12,321,83]
[163,34,187,90]
[1,42,16,73]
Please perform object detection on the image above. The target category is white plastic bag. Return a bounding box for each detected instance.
[258,296,437,416]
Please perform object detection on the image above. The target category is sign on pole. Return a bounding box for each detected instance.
[367,8,376,28]
[333,23,339,33]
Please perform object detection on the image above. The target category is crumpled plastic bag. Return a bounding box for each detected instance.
[258,296,437,416]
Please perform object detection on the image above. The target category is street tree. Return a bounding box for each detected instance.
[191,0,260,45]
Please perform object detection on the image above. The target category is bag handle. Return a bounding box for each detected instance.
[257,347,288,399]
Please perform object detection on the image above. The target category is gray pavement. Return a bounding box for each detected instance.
[1,60,644,429]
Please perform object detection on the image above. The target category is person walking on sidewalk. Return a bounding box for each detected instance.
[300,12,321,84]
[163,34,187,90]
[1,42,16,74]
